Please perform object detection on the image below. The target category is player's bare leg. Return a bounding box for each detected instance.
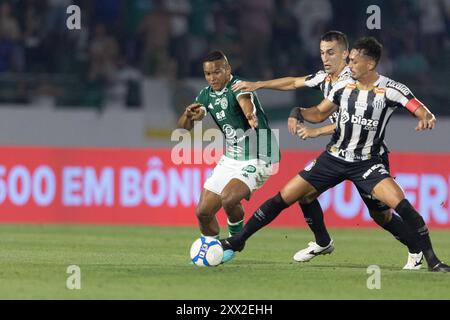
[369,209,392,225]
[221,178,250,231]
[280,175,320,206]
[196,189,223,237]
[222,175,319,252]
[220,179,251,262]
[372,178,450,272]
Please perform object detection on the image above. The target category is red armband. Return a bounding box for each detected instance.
[405,98,421,113]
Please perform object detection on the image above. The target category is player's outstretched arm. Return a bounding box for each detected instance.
[177,103,205,130]
[232,76,307,92]
[237,94,258,129]
[296,123,337,140]
[413,105,436,131]
[290,98,338,124]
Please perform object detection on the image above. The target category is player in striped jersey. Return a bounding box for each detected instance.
[232,31,422,269]
[221,37,449,272]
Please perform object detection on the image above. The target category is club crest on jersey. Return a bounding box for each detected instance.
[215,97,228,110]
[373,98,385,110]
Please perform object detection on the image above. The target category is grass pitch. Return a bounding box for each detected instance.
[0,224,449,299]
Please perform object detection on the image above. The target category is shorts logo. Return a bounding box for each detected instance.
[362,164,389,179]
[304,160,316,171]
[242,165,256,173]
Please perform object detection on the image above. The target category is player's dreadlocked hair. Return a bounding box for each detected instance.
[203,50,229,64]
[353,37,383,65]
[320,31,349,51]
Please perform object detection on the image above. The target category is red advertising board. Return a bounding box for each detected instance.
[0,147,449,228]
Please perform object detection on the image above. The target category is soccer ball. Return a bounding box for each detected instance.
[190,236,224,267]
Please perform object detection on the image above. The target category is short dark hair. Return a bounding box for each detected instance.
[203,50,229,63]
[320,31,349,51]
[353,37,383,65]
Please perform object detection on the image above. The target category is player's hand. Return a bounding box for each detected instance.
[185,103,204,121]
[415,115,436,131]
[232,81,260,92]
[287,117,298,135]
[246,112,258,129]
[297,123,320,140]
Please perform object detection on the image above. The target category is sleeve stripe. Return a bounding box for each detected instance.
[236,92,252,98]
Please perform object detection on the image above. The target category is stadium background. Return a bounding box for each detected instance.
[0,0,449,228]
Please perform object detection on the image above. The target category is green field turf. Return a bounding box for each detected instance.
[0,224,449,299]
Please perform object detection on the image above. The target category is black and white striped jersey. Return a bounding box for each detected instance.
[326,75,423,162]
[304,66,352,123]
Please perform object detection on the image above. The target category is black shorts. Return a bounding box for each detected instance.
[299,151,391,211]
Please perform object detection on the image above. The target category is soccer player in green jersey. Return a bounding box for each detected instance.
[177,51,279,263]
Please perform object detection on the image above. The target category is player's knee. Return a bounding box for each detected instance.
[220,192,239,211]
[298,194,317,205]
[369,209,392,226]
[195,205,214,221]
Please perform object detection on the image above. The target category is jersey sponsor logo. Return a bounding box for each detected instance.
[374,87,385,94]
[340,110,350,124]
[329,147,370,161]
[223,124,236,139]
[329,111,339,123]
[362,164,389,179]
[386,80,411,96]
[351,114,379,130]
[355,101,367,110]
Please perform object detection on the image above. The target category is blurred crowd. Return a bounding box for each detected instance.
[0,0,449,111]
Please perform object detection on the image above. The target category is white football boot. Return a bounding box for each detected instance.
[402,252,423,270]
[293,240,335,262]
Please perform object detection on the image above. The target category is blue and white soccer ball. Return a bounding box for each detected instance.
[190,236,224,267]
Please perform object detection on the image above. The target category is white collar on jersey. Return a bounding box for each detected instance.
[213,75,233,95]
[338,66,351,78]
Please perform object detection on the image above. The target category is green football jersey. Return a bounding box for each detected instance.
[195,75,280,163]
